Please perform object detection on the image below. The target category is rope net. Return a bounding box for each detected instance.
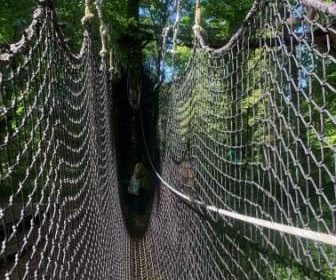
[0,2,129,279]
[0,0,335,279]
[161,0,336,278]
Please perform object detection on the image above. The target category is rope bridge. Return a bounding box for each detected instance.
[0,0,336,279]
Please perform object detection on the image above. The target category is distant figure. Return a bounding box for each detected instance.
[178,161,195,196]
[128,163,148,215]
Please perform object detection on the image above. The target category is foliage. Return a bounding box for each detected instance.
[55,0,85,51]
[0,0,255,78]
[201,0,254,46]
[0,0,34,44]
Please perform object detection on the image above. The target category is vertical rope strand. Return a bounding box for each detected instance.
[172,0,181,80]
[81,0,94,25]
[94,0,108,57]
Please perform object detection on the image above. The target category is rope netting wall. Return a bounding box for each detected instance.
[160,0,336,278]
[0,1,131,279]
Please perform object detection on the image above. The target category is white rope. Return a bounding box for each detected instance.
[207,207,336,246]
[159,173,336,246]
[109,51,114,71]
[193,0,336,54]
[81,0,94,25]
[161,26,171,65]
[94,0,108,57]
[172,0,181,78]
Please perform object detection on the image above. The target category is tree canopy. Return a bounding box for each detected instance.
[0,0,254,80]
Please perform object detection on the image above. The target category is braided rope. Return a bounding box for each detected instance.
[81,0,94,25]
[194,0,262,53]
[172,0,181,78]
[302,0,336,15]
[192,0,202,35]
[94,0,108,57]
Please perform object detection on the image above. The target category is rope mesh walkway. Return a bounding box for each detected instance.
[0,0,336,279]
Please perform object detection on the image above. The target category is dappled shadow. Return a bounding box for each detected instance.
[111,71,160,239]
[119,173,157,239]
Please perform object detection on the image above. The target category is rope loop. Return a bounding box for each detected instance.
[81,0,94,25]
[94,0,109,58]
[109,51,114,71]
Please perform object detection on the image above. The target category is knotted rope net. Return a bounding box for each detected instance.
[0,1,129,279]
[160,0,336,278]
[0,0,336,279]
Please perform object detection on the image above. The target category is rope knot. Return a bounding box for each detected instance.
[192,24,203,33]
[81,11,94,25]
[99,49,108,57]
[81,0,94,25]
